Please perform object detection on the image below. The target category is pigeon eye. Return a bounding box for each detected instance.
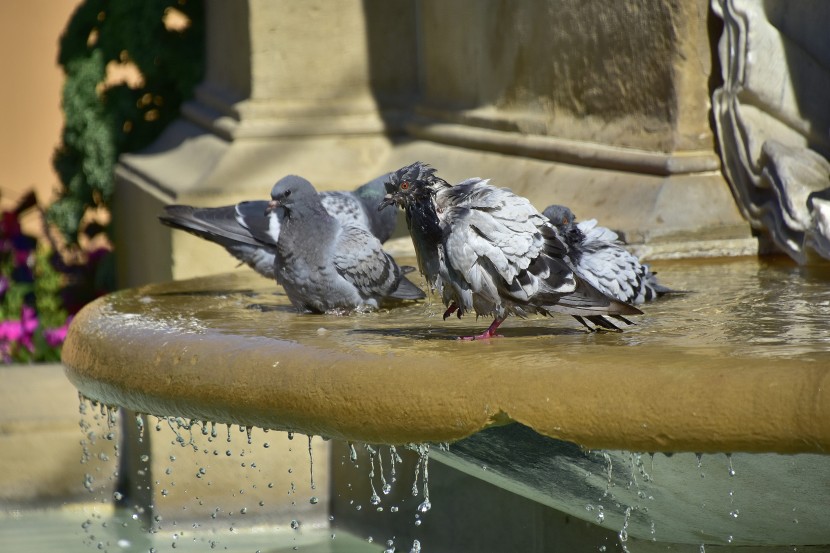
[400,181,410,190]
[284,190,292,197]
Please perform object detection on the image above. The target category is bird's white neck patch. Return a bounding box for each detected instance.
[266,210,283,243]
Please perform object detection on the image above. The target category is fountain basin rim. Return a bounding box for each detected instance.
[62,273,830,453]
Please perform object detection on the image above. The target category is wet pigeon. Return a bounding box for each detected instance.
[266,175,424,313]
[543,205,675,305]
[159,173,398,279]
[380,162,641,339]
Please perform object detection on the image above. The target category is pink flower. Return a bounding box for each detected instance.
[44,316,73,347]
[0,306,39,354]
[21,305,37,330]
[0,319,23,342]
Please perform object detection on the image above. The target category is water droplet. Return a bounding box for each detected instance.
[290,520,300,530]
[263,442,270,448]
[417,499,431,513]
[309,496,319,505]
[140,454,150,463]
[161,489,169,497]
[729,509,739,519]
[367,536,373,543]
[113,491,123,501]
[370,494,381,506]
[390,506,399,513]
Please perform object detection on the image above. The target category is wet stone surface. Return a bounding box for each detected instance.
[62,255,830,451]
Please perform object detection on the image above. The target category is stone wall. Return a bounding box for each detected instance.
[115,0,752,287]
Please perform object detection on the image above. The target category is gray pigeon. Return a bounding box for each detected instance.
[266,175,424,313]
[380,162,641,339]
[159,173,398,279]
[543,205,675,305]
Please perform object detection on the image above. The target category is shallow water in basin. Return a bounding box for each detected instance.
[117,255,830,359]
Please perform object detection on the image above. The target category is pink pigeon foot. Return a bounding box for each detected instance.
[459,317,505,341]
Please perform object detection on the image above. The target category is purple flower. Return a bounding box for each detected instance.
[0,211,20,238]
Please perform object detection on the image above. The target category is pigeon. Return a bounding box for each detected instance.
[159,173,398,279]
[380,162,642,339]
[265,175,424,313]
[542,205,675,305]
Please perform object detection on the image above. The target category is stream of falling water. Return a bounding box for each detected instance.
[76,395,433,552]
[74,395,769,552]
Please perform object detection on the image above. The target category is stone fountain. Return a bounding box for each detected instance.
[59,2,830,550]
[62,254,830,551]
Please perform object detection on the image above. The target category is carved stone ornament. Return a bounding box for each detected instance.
[712,0,830,263]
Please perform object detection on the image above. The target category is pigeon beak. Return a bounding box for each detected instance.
[265,199,279,215]
[378,194,396,211]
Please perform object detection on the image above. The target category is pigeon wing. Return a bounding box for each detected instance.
[331,225,424,302]
[160,203,279,278]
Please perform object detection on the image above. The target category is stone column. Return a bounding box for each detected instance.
[114,0,417,286]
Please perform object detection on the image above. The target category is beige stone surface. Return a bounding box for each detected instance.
[0,365,117,508]
[417,0,715,153]
[62,264,830,455]
[114,1,754,287]
[0,0,81,233]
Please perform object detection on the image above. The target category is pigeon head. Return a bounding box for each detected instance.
[267,175,318,214]
[543,205,577,227]
[379,162,440,211]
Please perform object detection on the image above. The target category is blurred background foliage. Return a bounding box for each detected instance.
[50,0,204,244]
[2,0,204,362]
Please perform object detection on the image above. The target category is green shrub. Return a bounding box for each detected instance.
[51,0,204,243]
